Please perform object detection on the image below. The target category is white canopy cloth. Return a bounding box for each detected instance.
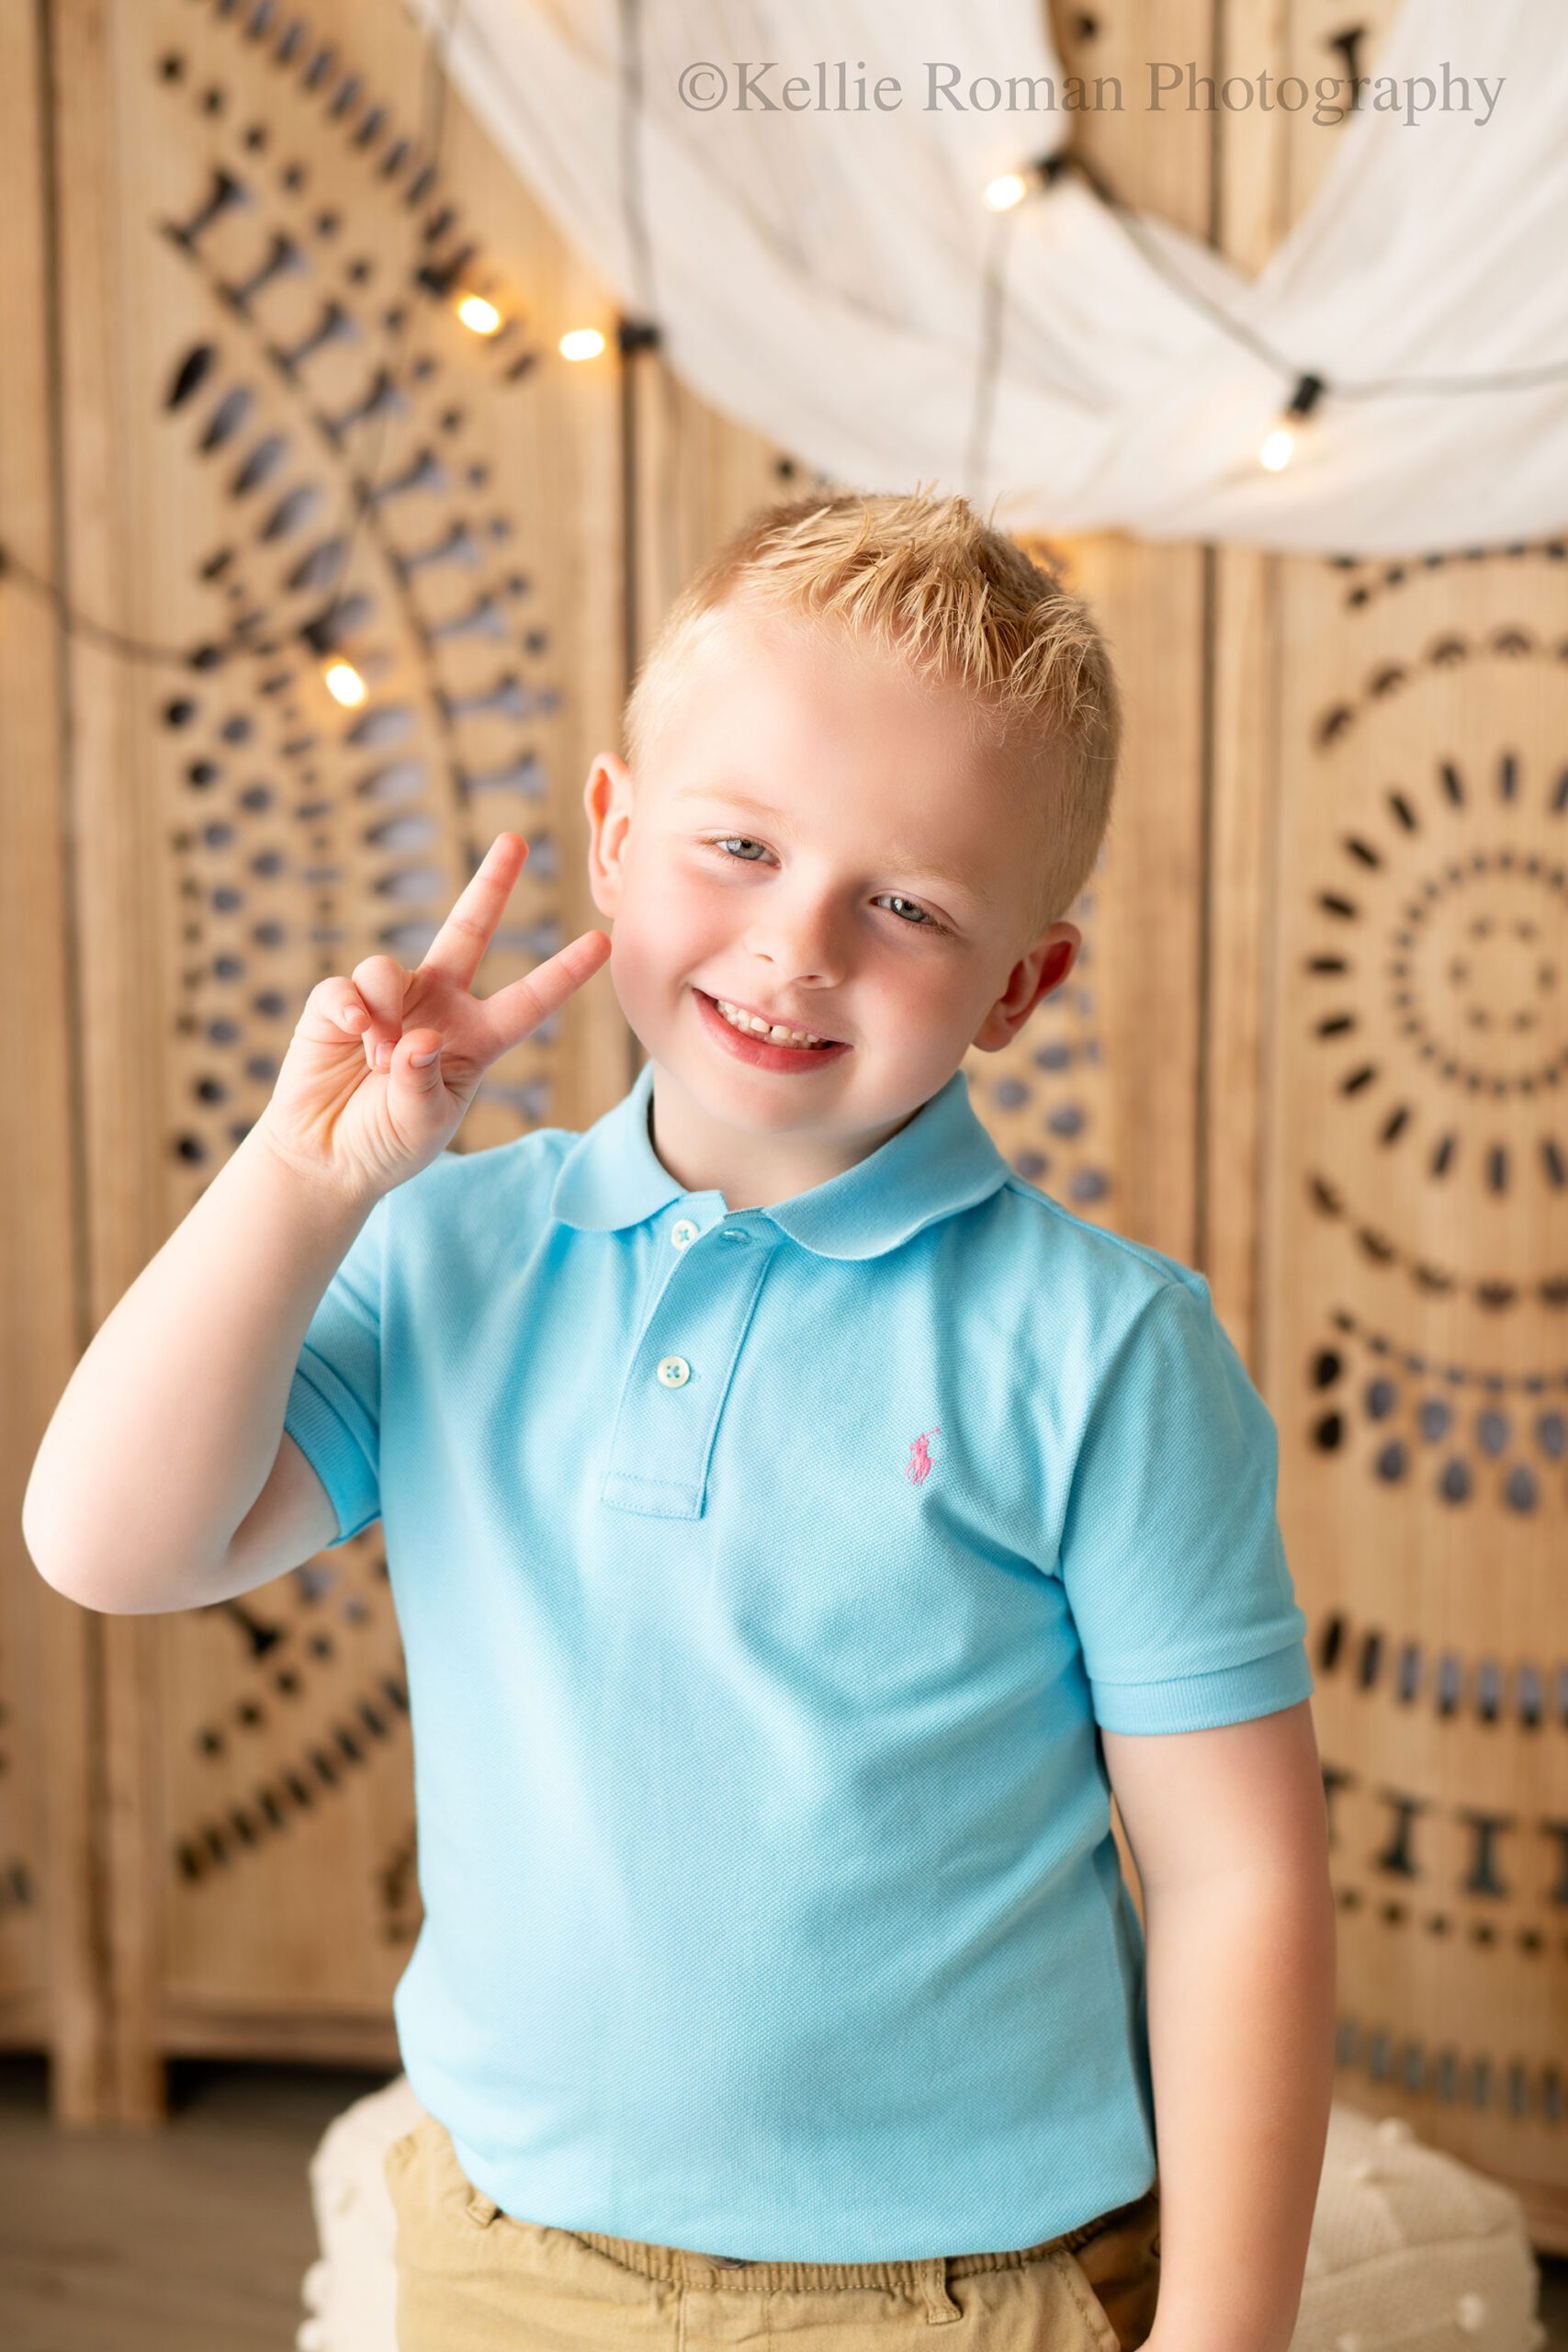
[401,0,1568,553]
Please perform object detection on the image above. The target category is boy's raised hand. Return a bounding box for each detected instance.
[256,833,612,1204]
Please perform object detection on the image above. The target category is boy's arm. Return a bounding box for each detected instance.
[21,1124,378,1612]
[1103,1700,1337,2352]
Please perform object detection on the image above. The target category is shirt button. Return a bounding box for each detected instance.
[656,1355,692,1387]
[671,1218,700,1250]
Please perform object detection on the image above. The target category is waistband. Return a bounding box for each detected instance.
[564,2181,1159,2301]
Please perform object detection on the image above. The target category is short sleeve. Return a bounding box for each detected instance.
[1055,1273,1314,1735]
[281,1190,390,1547]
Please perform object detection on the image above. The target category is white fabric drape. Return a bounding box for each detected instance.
[402,0,1568,553]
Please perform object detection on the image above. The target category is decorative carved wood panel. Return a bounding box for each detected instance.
[1269,550,1568,2239]
[1213,0,1568,2245]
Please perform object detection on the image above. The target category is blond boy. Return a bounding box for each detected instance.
[26,493,1333,2352]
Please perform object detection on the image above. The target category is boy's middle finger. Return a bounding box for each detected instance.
[349,953,411,1060]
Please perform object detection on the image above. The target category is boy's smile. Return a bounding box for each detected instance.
[585,599,1080,1212]
[692,985,854,1069]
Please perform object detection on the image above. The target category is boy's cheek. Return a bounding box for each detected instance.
[617,865,722,961]
[600,914,695,1021]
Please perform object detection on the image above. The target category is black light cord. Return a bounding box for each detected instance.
[1060,150,1568,401]
[0,0,463,672]
[613,0,678,699]
[616,0,659,329]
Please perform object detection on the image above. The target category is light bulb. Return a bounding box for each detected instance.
[1258,371,1325,474]
[984,173,1027,211]
[558,327,607,362]
[323,659,367,708]
[456,293,502,336]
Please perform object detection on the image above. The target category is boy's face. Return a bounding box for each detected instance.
[583,602,1081,1210]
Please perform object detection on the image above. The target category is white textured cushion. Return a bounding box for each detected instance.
[1294,2105,1546,2352]
[297,2074,422,2352]
[296,2085,1547,2352]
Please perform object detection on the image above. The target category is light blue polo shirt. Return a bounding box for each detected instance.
[283,1055,1312,2260]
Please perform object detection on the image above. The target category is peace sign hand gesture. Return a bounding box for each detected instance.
[256,834,612,1206]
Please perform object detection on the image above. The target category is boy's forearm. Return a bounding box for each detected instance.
[1141,1868,1337,2352]
[21,1124,376,1608]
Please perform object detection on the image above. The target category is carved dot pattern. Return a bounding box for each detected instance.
[1333,540,1568,614]
[1306,751,1568,1146]
[1306,1310,1568,1510]
[1306,1167,1568,1313]
[967,855,1111,1210]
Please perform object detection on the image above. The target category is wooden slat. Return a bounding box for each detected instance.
[0,0,107,2129]
[1030,0,1218,1268]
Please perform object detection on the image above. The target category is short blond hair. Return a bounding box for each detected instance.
[623,489,1122,938]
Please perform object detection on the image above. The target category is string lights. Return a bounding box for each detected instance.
[983,173,1029,214]
[975,146,1568,482]
[455,291,503,336]
[1259,373,1326,473]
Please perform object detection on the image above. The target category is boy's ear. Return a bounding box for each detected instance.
[584,752,636,916]
[971,922,1081,1054]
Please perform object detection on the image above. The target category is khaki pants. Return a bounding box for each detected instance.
[385,2108,1162,2349]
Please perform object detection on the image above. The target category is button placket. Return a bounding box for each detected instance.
[599,1226,774,1520]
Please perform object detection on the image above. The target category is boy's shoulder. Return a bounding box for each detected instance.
[990,1169,1211,1317]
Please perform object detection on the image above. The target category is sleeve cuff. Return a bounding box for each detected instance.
[1089,1640,1314,1734]
[283,1354,379,1549]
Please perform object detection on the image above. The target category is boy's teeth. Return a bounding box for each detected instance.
[715,998,832,1048]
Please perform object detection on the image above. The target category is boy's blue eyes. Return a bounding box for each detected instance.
[702,837,949,933]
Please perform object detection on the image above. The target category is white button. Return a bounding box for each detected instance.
[671,1218,700,1250]
[657,1356,691,1387]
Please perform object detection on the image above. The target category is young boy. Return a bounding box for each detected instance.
[24,494,1335,2351]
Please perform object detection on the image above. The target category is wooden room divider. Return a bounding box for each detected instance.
[3,0,1562,2251]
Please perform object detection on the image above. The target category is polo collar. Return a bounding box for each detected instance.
[548,1057,1011,1261]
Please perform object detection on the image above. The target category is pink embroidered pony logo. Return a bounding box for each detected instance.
[906,1427,941,1487]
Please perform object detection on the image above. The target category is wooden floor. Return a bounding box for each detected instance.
[0,2052,397,2351]
[1,2049,1566,2350]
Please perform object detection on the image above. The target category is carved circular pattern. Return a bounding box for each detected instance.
[1307,1308,1566,1510]
[1308,754,1568,1175]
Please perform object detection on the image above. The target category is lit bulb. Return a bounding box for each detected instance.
[984,173,1027,211]
[1258,371,1326,474]
[456,293,502,336]
[558,327,607,362]
[323,659,367,708]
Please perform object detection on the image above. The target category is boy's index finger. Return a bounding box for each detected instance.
[418,834,529,993]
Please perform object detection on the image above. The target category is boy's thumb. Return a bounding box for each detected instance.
[400,1031,444,1081]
